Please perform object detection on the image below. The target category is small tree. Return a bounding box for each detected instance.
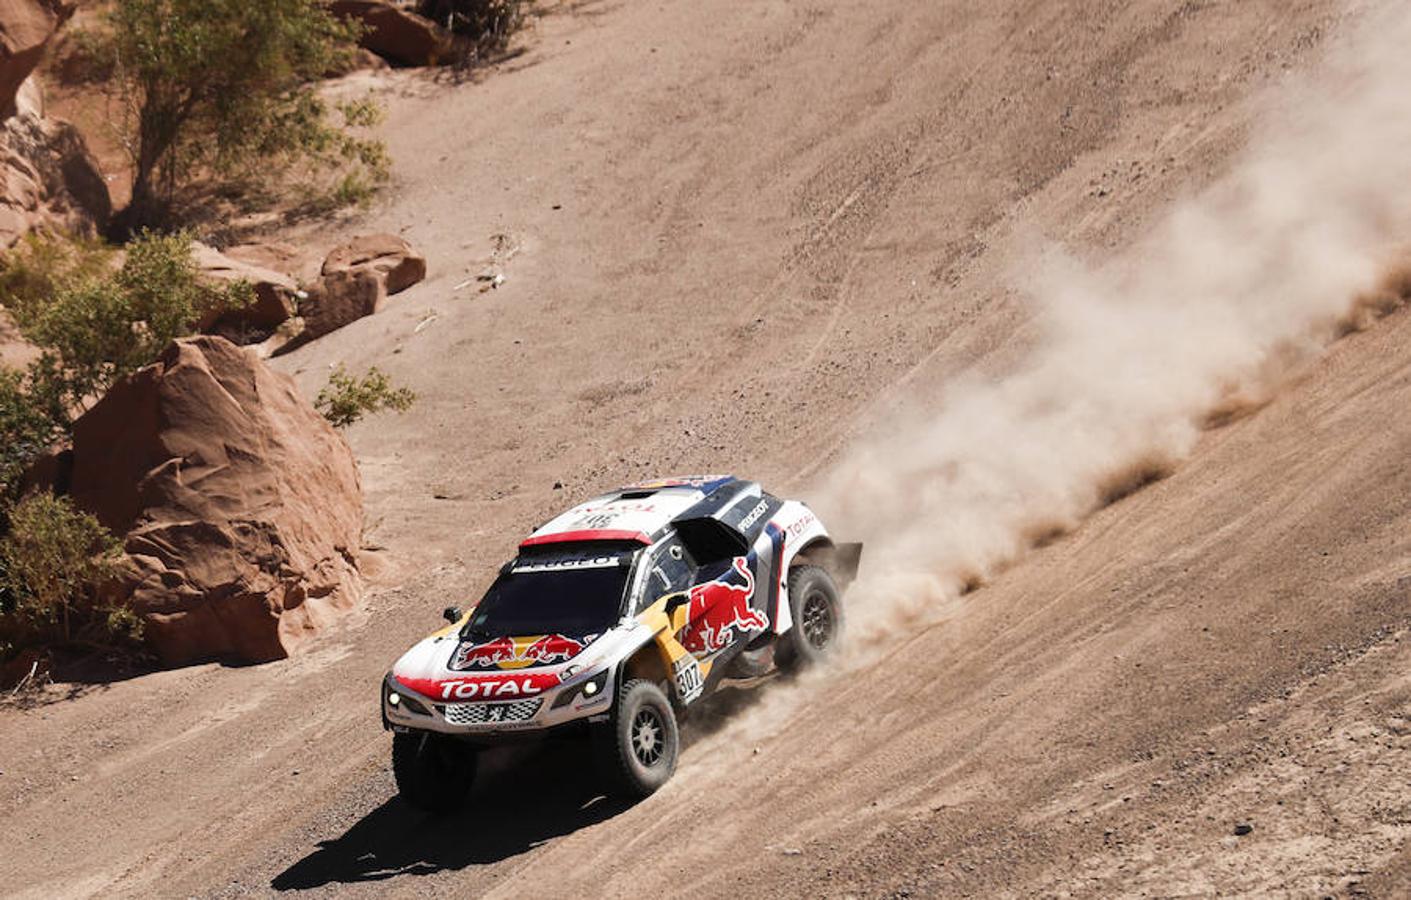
[106,0,387,229]
[0,493,129,657]
[316,365,416,428]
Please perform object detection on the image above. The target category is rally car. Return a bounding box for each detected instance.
[381,475,860,811]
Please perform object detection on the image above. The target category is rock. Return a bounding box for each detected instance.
[321,233,426,295]
[0,0,73,117]
[329,1,451,67]
[252,316,307,360]
[299,268,386,341]
[324,46,392,78]
[12,68,40,116]
[221,241,313,282]
[68,336,363,665]
[1233,823,1253,836]
[0,78,110,248]
[19,445,71,496]
[191,242,299,344]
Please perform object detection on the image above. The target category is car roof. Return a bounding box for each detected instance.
[519,476,742,549]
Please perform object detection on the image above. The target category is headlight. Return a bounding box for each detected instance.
[385,679,431,716]
[550,669,610,709]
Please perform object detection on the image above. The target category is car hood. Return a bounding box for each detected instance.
[389,627,629,703]
[446,631,600,671]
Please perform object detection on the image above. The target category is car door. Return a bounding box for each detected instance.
[673,550,771,661]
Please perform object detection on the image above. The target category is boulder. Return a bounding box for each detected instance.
[251,315,307,360]
[68,336,363,665]
[321,232,427,295]
[329,1,451,67]
[0,77,110,248]
[298,267,386,341]
[221,240,312,282]
[0,0,73,117]
[19,444,70,496]
[325,46,392,78]
[191,241,299,343]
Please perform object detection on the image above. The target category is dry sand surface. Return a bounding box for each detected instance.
[5,0,1411,896]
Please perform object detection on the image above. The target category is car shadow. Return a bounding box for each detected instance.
[270,742,629,890]
[271,676,784,890]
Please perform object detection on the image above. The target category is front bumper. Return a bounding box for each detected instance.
[381,669,614,738]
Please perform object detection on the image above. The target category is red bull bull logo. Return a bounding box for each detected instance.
[680,557,769,656]
[453,633,593,670]
[454,636,517,669]
[524,634,586,664]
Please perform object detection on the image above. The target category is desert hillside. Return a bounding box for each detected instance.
[4,0,1411,897]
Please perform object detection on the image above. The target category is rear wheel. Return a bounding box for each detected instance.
[594,678,679,799]
[776,565,843,673]
[392,731,478,813]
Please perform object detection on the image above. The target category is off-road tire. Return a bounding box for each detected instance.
[594,678,679,799]
[775,565,844,673]
[392,731,477,813]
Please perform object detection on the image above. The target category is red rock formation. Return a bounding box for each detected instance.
[192,241,299,342]
[330,1,451,67]
[299,266,386,341]
[0,0,72,117]
[68,337,364,665]
[321,232,427,295]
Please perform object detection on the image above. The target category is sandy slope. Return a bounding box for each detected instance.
[4,0,1410,896]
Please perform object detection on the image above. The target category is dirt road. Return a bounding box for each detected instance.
[5,0,1410,896]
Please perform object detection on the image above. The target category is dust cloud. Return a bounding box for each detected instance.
[677,3,1411,770]
[817,1,1411,651]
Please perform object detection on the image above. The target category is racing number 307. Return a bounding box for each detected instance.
[673,655,704,703]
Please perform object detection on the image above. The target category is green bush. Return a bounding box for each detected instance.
[0,370,64,508]
[0,493,130,662]
[0,230,251,509]
[3,231,253,423]
[0,232,116,327]
[316,365,416,428]
[100,0,387,230]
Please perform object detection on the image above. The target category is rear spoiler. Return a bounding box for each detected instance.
[672,481,775,564]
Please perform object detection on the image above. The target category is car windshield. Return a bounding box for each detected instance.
[463,546,637,637]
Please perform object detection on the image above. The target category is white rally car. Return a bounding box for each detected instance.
[381,476,860,810]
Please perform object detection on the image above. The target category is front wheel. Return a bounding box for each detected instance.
[594,678,679,799]
[392,731,478,813]
[775,565,844,673]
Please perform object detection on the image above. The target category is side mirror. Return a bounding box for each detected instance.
[443,606,463,624]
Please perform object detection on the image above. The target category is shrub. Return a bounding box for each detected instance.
[5,231,253,422]
[316,365,416,428]
[0,231,252,507]
[0,493,130,661]
[0,232,116,327]
[0,370,64,507]
[101,0,387,230]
